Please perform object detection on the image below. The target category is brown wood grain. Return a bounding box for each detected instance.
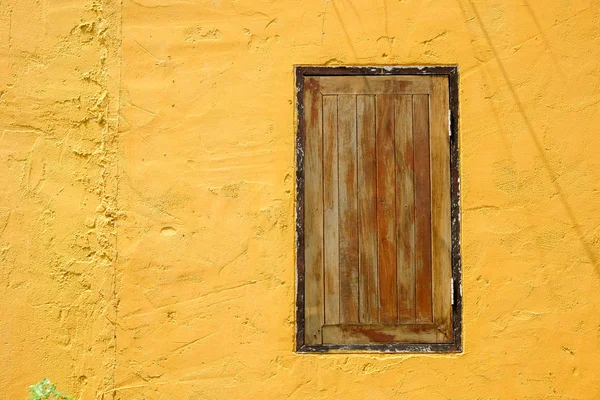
[296,67,461,352]
[376,95,398,323]
[322,324,438,344]
[430,77,453,342]
[338,94,359,324]
[319,76,431,95]
[395,95,416,323]
[413,94,433,323]
[303,77,325,344]
[323,95,340,325]
[357,95,378,324]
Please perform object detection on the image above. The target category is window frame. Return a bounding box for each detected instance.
[295,65,462,353]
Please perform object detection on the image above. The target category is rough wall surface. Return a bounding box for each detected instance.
[2,0,600,398]
[0,0,121,396]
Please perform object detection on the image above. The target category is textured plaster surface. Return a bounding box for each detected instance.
[0,0,121,396]
[2,0,600,398]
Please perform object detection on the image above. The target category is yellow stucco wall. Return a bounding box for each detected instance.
[1,0,120,396]
[2,0,600,398]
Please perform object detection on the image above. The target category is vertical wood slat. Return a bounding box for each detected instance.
[323,95,340,325]
[303,77,324,344]
[395,95,416,323]
[413,94,433,323]
[430,76,453,341]
[357,95,378,323]
[338,95,359,324]
[376,95,398,323]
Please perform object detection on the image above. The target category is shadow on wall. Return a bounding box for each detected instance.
[456,0,599,272]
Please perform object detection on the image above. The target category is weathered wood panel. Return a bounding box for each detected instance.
[319,76,431,95]
[430,76,453,341]
[303,77,324,344]
[323,95,340,325]
[376,95,398,323]
[395,95,416,323]
[338,95,359,324]
[413,94,433,323]
[357,95,378,323]
[322,324,438,344]
[299,71,456,349]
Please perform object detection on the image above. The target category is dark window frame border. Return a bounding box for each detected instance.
[294,65,462,353]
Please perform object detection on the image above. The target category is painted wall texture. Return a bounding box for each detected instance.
[1,0,600,398]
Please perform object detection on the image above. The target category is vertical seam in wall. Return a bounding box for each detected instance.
[111,0,124,396]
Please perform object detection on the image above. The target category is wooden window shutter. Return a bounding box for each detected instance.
[296,67,461,353]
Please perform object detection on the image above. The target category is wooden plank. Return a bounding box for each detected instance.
[338,94,359,323]
[395,95,416,323]
[413,94,433,323]
[319,76,431,95]
[323,95,340,325]
[357,95,378,324]
[376,95,398,323]
[430,76,453,342]
[303,77,324,344]
[322,324,438,344]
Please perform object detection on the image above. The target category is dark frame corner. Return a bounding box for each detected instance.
[294,65,462,354]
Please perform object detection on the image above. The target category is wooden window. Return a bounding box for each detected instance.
[295,66,461,353]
